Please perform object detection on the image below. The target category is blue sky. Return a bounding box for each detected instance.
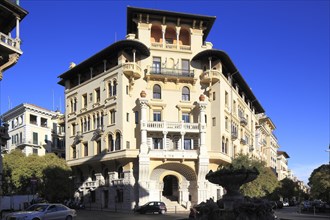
[0,0,328,184]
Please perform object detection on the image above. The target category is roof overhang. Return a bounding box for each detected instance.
[0,0,28,33]
[58,39,150,86]
[192,49,265,114]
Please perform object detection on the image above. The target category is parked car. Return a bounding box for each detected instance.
[5,203,76,220]
[311,200,326,212]
[134,201,167,214]
[300,200,312,211]
[283,201,289,207]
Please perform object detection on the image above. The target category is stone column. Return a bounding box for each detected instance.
[176,26,181,49]
[138,91,150,205]
[161,25,166,48]
[197,95,209,203]
[162,131,167,150]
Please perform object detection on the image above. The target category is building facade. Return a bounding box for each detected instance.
[58,7,285,211]
[1,103,65,158]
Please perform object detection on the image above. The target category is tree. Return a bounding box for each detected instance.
[3,150,72,202]
[308,164,330,202]
[226,154,279,198]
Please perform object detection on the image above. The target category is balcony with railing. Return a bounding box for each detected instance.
[149,149,198,159]
[200,69,221,84]
[0,32,22,54]
[142,121,199,133]
[151,42,191,51]
[146,67,196,84]
[240,116,248,127]
[122,62,142,79]
[231,131,238,140]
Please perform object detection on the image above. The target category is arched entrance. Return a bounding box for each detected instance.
[162,175,179,201]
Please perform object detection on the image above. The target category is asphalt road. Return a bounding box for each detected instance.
[75,207,330,220]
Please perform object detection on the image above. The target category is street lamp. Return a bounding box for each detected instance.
[326,144,330,165]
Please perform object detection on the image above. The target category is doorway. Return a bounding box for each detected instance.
[162,175,178,201]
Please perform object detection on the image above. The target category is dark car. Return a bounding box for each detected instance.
[134,201,167,214]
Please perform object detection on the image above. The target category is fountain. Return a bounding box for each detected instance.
[193,165,276,220]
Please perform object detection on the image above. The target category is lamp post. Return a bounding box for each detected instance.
[326,144,330,165]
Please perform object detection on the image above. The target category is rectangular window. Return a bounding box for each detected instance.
[182,59,190,75]
[82,93,87,108]
[96,140,101,154]
[153,111,161,122]
[126,141,130,149]
[153,138,163,149]
[41,118,47,128]
[184,139,192,150]
[30,114,37,125]
[213,92,216,101]
[110,110,116,124]
[116,189,123,203]
[152,57,161,74]
[126,85,129,95]
[72,123,76,136]
[212,117,216,126]
[95,88,101,103]
[126,113,129,122]
[84,142,88,156]
[135,111,139,124]
[33,132,38,145]
[225,91,228,106]
[182,113,190,123]
[225,117,228,130]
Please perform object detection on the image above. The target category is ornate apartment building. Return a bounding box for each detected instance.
[1,103,65,158]
[58,7,286,211]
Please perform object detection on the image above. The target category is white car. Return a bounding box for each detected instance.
[283,201,289,207]
[5,203,76,220]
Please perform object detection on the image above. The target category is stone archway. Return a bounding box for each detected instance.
[162,175,179,201]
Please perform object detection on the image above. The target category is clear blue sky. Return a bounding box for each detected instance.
[0,0,328,184]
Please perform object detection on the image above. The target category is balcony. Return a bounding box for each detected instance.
[149,149,198,160]
[142,121,199,133]
[200,69,221,84]
[0,32,22,54]
[146,67,196,85]
[122,62,142,79]
[151,42,191,51]
[240,138,247,145]
[231,132,238,140]
[240,116,248,127]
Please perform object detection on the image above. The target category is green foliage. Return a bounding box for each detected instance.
[227,153,279,198]
[308,164,330,202]
[271,178,304,201]
[3,150,72,202]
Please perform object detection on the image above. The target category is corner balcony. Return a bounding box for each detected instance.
[122,62,142,79]
[149,149,198,160]
[0,32,22,55]
[146,67,196,85]
[200,69,221,84]
[142,121,199,133]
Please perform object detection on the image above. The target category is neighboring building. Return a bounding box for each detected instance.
[0,0,28,79]
[277,150,290,181]
[57,7,284,211]
[0,0,28,198]
[1,103,65,157]
[256,114,279,175]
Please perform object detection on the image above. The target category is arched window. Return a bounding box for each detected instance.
[108,134,114,152]
[182,86,190,101]
[153,84,161,99]
[115,132,121,150]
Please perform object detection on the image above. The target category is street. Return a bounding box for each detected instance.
[75,210,188,220]
[75,207,330,220]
